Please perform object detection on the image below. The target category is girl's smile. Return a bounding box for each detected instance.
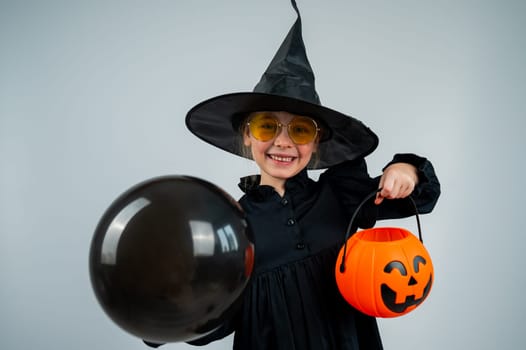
[267,153,297,164]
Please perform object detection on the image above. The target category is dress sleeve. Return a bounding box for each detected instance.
[142,306,240,347]
[184,322,236,346]
[320,154,441,229]
[184,301,242,346]
[379,153,441,218]
[320,158,379,230]
[143,340,164,348]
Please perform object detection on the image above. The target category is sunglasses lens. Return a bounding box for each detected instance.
[288,117,318,144]
[248,114,279,141]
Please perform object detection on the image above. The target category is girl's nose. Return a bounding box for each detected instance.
[273,125,293,147]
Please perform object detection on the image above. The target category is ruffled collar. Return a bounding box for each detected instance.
[238,169,310,200]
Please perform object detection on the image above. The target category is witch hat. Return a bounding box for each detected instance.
[185,0,378,169]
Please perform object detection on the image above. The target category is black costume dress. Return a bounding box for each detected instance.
[188,154,440,350]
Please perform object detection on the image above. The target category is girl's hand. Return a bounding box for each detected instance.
[375,163,419,205]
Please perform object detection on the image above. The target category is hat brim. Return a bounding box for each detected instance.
[185,92,378,169]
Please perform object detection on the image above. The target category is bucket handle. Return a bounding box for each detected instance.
[338,188,423,273]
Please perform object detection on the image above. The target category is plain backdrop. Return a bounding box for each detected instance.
[1,0,525,349]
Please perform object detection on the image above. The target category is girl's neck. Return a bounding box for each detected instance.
[259,174,286,197]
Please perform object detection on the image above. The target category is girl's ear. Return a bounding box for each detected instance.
[243,127,251,146]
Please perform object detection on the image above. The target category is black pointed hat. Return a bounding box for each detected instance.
[185,0,378,169]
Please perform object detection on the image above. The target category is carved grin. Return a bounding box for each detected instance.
[381,274,433,314]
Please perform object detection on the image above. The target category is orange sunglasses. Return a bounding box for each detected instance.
[247,112,320,145]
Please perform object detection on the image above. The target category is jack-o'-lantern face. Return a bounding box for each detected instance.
[381,255,433,314]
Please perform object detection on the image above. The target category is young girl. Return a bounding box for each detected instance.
[150,1,440,349]
[182,111,439,349]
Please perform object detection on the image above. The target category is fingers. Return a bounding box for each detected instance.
[375,176,388,205]
[382,180,414,199]
[374,193,384,205]
[375,163,417,205]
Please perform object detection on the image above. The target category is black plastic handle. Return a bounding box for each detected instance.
[339,188,423,273]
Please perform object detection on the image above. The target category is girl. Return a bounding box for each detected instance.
[148,0,440,348]
[183,109,439,349]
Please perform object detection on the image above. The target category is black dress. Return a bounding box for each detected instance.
[189,154,440,350]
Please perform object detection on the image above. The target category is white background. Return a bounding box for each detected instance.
[1,0,525,349]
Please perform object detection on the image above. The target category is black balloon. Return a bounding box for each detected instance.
[89,176,254,343]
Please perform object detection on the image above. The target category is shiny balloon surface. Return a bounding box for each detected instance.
[89,176,254,343]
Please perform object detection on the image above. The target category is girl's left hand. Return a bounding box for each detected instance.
[375,163,419,205]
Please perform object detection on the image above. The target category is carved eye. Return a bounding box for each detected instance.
[384,261,407,276]
[413,255,426,273]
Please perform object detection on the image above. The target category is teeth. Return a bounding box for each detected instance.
[270,155,294,162]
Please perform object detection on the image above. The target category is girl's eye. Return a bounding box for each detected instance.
[291,124,311,134]
[259,123,276,130]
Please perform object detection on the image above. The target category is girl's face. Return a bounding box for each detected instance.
[243,111,318,191]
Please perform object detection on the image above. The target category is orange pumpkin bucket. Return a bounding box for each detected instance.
[335,189,434,318]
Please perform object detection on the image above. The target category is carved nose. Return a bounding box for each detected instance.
[408,276,417,286]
